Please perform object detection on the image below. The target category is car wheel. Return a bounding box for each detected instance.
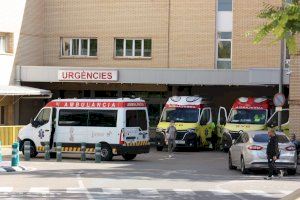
[240,156,248,174]
[287,169,296,175]
[122,154,137,161]
[156,146,164,151]
[228,153,236,170]
[100,143,113,161]
[22,140,38,158]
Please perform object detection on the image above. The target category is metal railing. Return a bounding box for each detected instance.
[0,126,24,147]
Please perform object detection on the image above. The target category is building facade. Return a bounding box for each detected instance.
[0,0,293,130]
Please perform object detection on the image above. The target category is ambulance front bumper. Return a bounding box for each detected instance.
[112,144,150,155]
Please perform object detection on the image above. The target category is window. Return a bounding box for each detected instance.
[35,108,51,125]
[253,133,289,143]
[58,109,88,126]
[126,110,147,130]
[0,106,4,124]
[115,38,152,58]
[217,32,232,69]
[88,110,118,127]
[200,108,211,125]
[0,36,6,53]
[218,0,232,11]
[61,38,97,57]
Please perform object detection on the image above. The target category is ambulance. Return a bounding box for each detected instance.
[217,97,289,152]
[155,96,216,151]
[18,98,150,161]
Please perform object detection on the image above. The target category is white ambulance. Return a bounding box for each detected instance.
[18,98,150,161]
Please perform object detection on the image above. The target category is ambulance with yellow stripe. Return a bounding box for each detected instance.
[155,96,215,151]
[217,97,279,152]
[18,98,150,161]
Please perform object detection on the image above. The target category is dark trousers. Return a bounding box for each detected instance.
[268,158,278,177]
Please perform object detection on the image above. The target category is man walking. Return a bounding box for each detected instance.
[166,120,177,158]
[265,129,283,180]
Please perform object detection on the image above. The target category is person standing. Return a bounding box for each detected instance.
[166,120,177,158]
[265,129,283,180]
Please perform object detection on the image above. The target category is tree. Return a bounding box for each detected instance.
[253,0,300,54]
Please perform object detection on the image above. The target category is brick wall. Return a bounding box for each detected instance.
[289,36,300,140]
[232,0,281,69]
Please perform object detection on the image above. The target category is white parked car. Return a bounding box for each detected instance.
[228,131,297,175]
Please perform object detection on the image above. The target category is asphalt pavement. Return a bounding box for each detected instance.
[0,147,299,200]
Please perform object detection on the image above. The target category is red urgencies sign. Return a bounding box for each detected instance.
[58,70,118,81]
[46,101,146,108]
[165,104,203,109]
[232,98,270,110]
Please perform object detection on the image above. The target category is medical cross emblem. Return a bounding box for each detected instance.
[38,129,45,139]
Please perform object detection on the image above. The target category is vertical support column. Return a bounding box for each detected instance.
[95,143,101,163]
[56,143,62,162]
[24,141,31,161]
[81,143,86,161]
[11,142,19,167]
[44,142,50,160]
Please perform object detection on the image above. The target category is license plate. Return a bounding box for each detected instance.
[175,140,185,144]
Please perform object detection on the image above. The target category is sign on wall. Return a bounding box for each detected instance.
[58,70,118,81]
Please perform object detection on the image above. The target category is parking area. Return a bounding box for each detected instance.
[0,148,299,200]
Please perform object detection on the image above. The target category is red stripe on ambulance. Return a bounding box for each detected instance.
[45,101,146,108]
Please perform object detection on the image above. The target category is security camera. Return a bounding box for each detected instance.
[286,70,292,75]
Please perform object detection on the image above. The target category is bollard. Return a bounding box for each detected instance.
[24,141,31,161]
[44,142,50,160]
[95,143,101,163]
[0,141,2,162]
[81,143,86,161]
[11,142,20,167]
[56,143,62,162]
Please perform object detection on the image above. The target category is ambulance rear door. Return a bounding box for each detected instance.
[124,109,149,145]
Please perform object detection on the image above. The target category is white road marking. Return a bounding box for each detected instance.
[279,190,293,195]
[244,190,273,198]
[66,187,88,194]
[102,188,122,195]
[0,168,7,172]
[0,187,13,193]
[29,187,49,194]
[209,189,233,196]
[174,189,196,195]
[75,172,94,200]
[138,188,159,195]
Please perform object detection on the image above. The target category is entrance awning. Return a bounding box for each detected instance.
[0,85,51,97]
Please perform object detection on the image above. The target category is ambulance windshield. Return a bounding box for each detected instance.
[160,108,199,123]
[228,109,267,125]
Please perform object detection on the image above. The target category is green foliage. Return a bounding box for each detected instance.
[253,1,300,54]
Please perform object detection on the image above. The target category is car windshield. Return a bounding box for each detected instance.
[228,109,267,124]
[252,133,290,143]
[160,108,199,123]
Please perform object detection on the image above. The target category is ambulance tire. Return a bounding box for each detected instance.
[22,140,38,158]
[122,154,137,161]
[100,143,113,161]
[156,146,164,151]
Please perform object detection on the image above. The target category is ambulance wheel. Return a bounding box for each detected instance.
[22,140,38,158]
[100,143,113,161]
[122,154,137,161]
[156,146,164,151]
[287,169,296,175]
